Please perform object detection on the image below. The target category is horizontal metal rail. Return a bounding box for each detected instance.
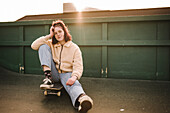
[0,40,170,47]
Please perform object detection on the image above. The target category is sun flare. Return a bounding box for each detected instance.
[73,2,87,12]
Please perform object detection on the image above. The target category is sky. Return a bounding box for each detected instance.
[0,0,170,22]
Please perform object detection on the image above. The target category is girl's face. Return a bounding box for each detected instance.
[54,26,65,43]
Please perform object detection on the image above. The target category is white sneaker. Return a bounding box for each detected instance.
[40,78,54,89]
[78,94,93,113]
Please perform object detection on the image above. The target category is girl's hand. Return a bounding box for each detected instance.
[66,76,77,86]
[49,26,54,38]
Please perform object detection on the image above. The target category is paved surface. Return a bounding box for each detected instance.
[0,67,169,113]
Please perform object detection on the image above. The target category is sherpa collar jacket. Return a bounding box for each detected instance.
[31,36,83,80]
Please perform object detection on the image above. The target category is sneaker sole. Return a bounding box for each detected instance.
[40,84,54,89]
[79,100,92,113]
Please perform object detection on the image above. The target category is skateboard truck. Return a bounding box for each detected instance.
[44,89,61,96]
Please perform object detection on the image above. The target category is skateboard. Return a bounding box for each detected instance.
[41,82,63,96]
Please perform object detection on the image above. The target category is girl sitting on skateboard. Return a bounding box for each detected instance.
[31,20,93,112]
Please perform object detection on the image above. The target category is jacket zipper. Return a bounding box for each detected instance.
[59,45,63,71]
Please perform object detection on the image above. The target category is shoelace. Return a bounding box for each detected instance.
[43,78,52,84]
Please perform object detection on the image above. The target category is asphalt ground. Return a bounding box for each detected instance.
[0,67,169,113]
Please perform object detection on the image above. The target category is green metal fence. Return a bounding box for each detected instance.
[0,15,170,80]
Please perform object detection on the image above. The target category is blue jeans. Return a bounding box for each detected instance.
[38,44,85,108]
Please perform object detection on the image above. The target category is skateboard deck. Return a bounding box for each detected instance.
[41,82,63,96]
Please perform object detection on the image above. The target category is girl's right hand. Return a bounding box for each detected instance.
[49,26,54,38]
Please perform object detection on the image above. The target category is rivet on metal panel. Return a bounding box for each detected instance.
[105,67,108,78]
[105,67,108,74]
[156,72,159,77]
[19,64,24,74]
[101,68,104,74]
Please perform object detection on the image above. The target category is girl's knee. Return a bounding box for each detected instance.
[39,44,50,50]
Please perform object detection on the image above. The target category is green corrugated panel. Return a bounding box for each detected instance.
[0,15,169,80]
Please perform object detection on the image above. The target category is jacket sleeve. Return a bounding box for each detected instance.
[71,47,83,80]
[31,36,50,50]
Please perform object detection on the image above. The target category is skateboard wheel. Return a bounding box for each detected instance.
[57,91,61,96]
[44,90,48,96]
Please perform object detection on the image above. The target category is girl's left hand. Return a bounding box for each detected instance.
[66,76,77,86]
